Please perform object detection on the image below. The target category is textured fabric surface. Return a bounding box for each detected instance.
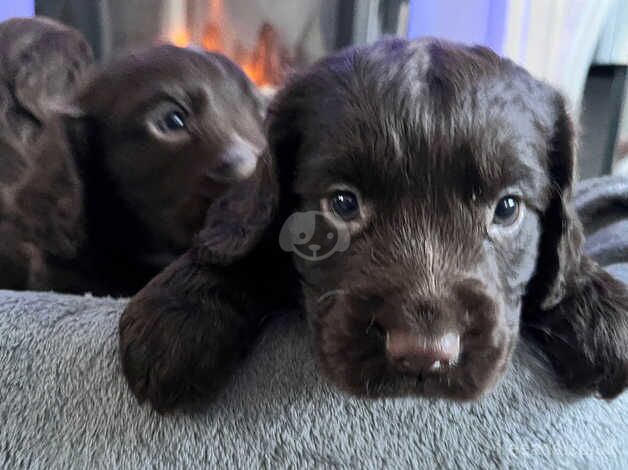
[1,176,628,469]
[575,175,628,275]
[1,294,627,469]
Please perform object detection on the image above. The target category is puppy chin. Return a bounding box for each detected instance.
[319,339,513,401]
[417,334,515,401]
[313,296,515,401]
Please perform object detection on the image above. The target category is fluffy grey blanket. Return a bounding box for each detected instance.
[575,175,628,280]
[1,177,627,469]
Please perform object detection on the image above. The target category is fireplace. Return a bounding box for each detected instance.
[36,0,408,87]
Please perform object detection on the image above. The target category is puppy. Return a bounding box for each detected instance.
[119,38,628,411]
[0,31,265,294]
[0,17,93,290]
[66,44,266,294]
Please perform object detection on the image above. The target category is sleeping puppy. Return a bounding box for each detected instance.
[66,44,266,294]
[0,17,93,290]
[119,38,628,411]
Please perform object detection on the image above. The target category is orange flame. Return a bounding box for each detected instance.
[170,29,191,48]
[167,0,288,87]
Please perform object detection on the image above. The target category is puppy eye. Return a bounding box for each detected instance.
[329,190,360,221]
[158,109,187,133]
[147,102,191,142]
[492,195,520,226]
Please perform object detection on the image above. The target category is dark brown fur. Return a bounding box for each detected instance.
[0,18,265,295]
[66,44,266,295]
[0,17,92,290]
[119,38,628,411]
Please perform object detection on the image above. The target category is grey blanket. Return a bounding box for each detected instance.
[575,175,628,281]
[1,177,628,469]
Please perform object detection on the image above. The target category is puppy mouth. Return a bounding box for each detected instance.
[205,159,256,183]
[315,300,512,401]
[335,350,508,401]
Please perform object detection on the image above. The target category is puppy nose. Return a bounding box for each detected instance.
[208,138,258,182]
[386,330,460,375]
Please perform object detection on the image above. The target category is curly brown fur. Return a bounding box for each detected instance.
[119,37,628,410]
[0,25,265,295]
[0,17,92,290]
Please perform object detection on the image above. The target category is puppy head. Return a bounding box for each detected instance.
[265,38,585,400]
[70,45,266,255]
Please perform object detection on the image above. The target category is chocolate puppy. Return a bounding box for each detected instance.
[0,25,265,294]
[119,38,628,411]
[0,17,93,290]
[68,44,266,294]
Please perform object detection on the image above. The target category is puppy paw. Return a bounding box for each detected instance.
[538,325,628,399]
[118,256,252,412]
[524,266,628,399]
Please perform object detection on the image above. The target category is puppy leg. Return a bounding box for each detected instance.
[119,251,260,412]
[523,259,628,398]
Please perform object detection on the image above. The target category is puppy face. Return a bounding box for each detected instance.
[75,45,265,256]
[267,39,566,399]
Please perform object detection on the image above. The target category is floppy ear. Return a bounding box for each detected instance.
[522,93,628,399]
[523,94,582,309]
[2,18,93,123]
[208,51,270,121]
[193,75,305,266]
[193,151,278,265]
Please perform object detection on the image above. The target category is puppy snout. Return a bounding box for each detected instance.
[386,330,460,375]
[207,139,258,182]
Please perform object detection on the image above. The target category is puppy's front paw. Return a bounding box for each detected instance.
[525,267,628,399]
[118,257,252,412]
[535,322,628,399]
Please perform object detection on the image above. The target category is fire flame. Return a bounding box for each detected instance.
[168,0,288,87]
[170,29,191,48]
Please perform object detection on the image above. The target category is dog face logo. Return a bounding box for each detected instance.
[279,211,351,261]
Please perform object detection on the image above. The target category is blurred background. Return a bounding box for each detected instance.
[3,0,626,179]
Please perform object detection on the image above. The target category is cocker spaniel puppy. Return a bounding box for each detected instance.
[119,38,628,411]
[0,20,265,295]
[68,44,266,294]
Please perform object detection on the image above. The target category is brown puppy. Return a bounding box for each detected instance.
[0,19,265,295]
[0,17,93,290]
[119,38,628,411]
[68,44,266,294]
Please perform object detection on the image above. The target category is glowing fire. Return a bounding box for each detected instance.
[168,0,289,87]
[170,29,191,48]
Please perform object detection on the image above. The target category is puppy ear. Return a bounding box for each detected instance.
[193,75,306,266]
[522,93,628,398]
[207,51,269,121]
[194,151,278,265]
[3,19,94,122]
[525,94,582,310]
